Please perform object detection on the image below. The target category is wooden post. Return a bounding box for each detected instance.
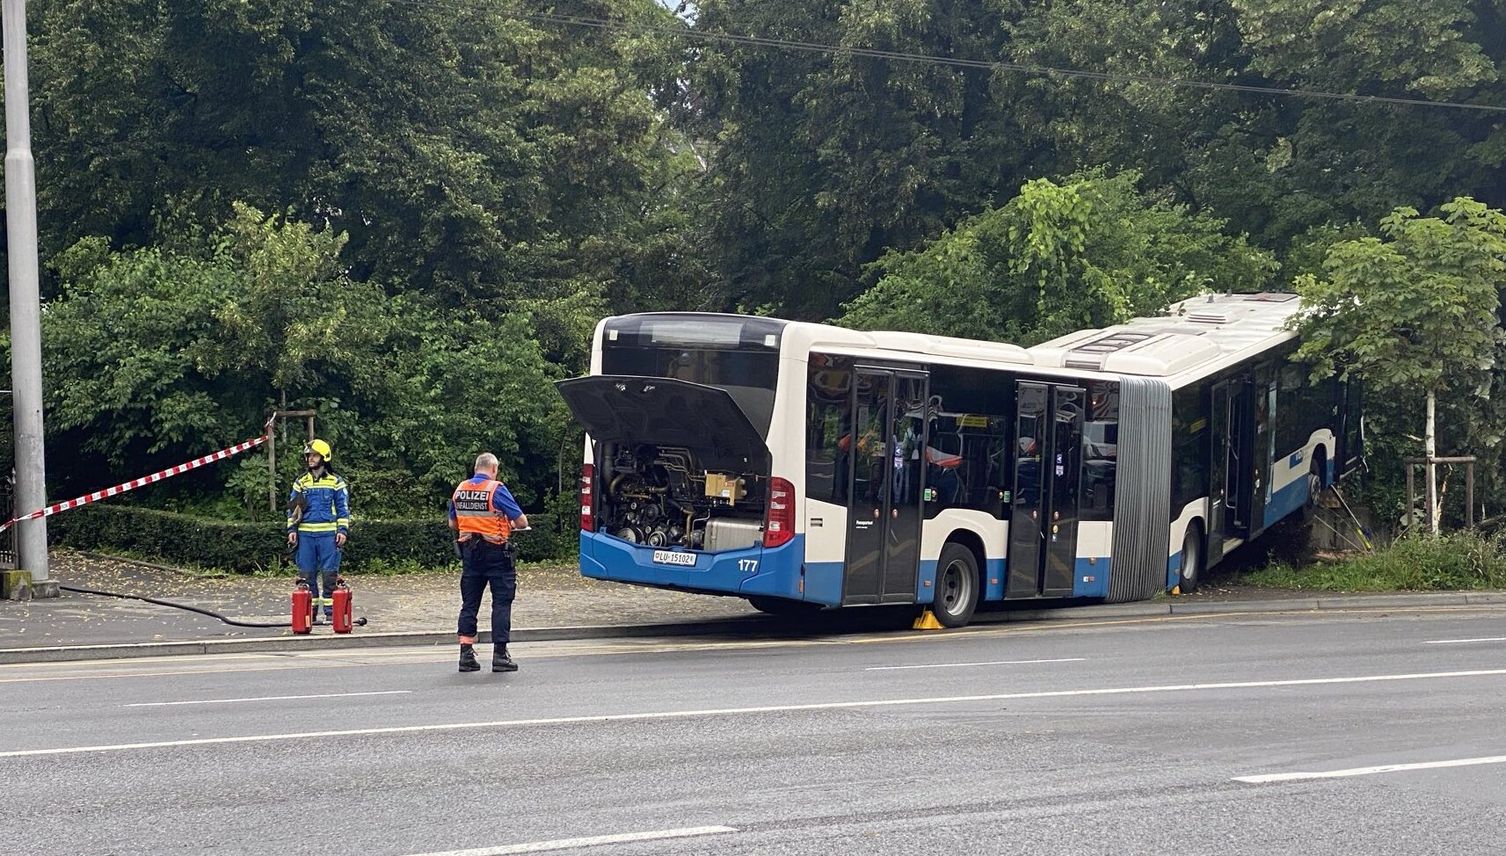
[266,409,319,513]
[1404,456,1476,533]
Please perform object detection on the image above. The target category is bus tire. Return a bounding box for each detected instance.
[747,596,821,617]
[1179,523,1204,594]
[932,543,980,628]
[1304,451,1327,518]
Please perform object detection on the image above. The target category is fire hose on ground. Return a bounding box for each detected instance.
[58,582,371,630]
[57,584,294,628]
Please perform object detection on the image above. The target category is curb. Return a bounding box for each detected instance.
[1,590,1501,665]
[0,617,775,665]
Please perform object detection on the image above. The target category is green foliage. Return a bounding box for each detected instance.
[1294,199,1505,396]
[1294,198,1506,528]
[42,205,573,515]
[689,0,1506,318]
[840,171,1275,343]
[47,505,575,573]
[21,0,710,522]
[1248,531,1506,591]
[29,0,702,311]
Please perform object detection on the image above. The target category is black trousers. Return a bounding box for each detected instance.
[456,540,516,646]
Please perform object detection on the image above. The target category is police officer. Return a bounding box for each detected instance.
[450,452,528,673]
[287,439,350,623]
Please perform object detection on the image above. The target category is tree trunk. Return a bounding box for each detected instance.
[1426,390,1439,535]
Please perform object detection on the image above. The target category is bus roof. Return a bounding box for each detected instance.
[601,293,1305,384]
[778,323,1033,367]
[1029,292,1303,384]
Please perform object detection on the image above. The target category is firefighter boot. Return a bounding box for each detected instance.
[458,645,481,673]
[492,648,518,673]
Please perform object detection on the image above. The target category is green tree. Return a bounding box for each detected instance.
[1293,198,1506,533]
[27,0,699,317]
[686,0,1505,316]
[41,205,396,496]
[841,171,1274,343]
[39,204,573,517]
[690,0,1049,319]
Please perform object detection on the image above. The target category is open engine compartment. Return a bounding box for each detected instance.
[596,442,768,552]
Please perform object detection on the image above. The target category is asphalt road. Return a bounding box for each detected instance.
[3,606,1504,856]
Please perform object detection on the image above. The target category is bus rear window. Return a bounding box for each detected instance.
[601,316,784,435]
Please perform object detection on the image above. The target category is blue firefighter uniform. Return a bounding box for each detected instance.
[288,468,350,619]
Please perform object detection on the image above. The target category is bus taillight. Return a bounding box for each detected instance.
[763,477,795,548]
[579,463,596,532]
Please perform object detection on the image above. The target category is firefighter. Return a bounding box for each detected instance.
[449,452,528,673]
[287,439,350,624]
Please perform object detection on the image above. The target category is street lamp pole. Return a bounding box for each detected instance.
[3,0,54,597]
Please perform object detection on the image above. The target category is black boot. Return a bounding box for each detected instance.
[458,645,480,673]
[492,648,518,673]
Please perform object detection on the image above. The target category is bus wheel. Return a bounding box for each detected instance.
[933,544,979,628]
[1179,524,1203,595]
[1304,456,1326,517]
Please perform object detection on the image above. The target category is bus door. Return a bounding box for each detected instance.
[1007,382,1084,598]
[1210,378,1255,561]
[1250,377,1275,533]
[842,368,927,605]
[1337,379,1363,476]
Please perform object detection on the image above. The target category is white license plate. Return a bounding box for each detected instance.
[652,550,697,566]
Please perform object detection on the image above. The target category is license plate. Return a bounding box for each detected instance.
[652,550,697,566]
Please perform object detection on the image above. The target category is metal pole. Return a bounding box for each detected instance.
[1405,465,1415,534]
[4,0,53,595]
[1466,462,1476,529]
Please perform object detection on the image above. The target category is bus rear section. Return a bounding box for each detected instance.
[555,315,806,607]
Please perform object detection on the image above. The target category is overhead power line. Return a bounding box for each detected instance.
[495,8,1505,115]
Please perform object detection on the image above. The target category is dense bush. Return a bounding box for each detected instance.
[1247,531,1506,592]
[48,505,577,573]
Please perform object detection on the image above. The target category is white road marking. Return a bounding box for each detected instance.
[1235,755,1506,783]
[1424,637,1506,645]
[5,667,1506,758]
[123,690,412,708]
[401,826,737,855]
[865,657,1086,671]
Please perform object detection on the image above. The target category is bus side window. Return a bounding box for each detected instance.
[805,354,852,504]
[1171,385,1210,512]
[1081,380,1118,521]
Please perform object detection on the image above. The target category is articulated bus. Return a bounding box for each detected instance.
[555,292,1361,627]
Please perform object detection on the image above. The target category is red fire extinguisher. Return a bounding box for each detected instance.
[331,577,354,634]
[291,580,314,635]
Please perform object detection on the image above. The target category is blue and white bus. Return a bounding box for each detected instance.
[555,292,1360,627]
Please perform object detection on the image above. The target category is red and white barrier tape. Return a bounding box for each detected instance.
[0,429,270,533]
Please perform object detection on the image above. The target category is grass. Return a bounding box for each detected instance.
[1246,531,1506,592]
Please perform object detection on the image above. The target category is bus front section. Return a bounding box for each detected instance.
[555,314,805,606]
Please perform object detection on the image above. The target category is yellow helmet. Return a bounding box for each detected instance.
[303,438,333,462]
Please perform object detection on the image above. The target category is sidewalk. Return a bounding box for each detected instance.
[0,551,757,651]
[1,550,1502,663]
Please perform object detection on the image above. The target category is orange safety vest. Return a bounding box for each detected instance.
[452,479,512,544]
